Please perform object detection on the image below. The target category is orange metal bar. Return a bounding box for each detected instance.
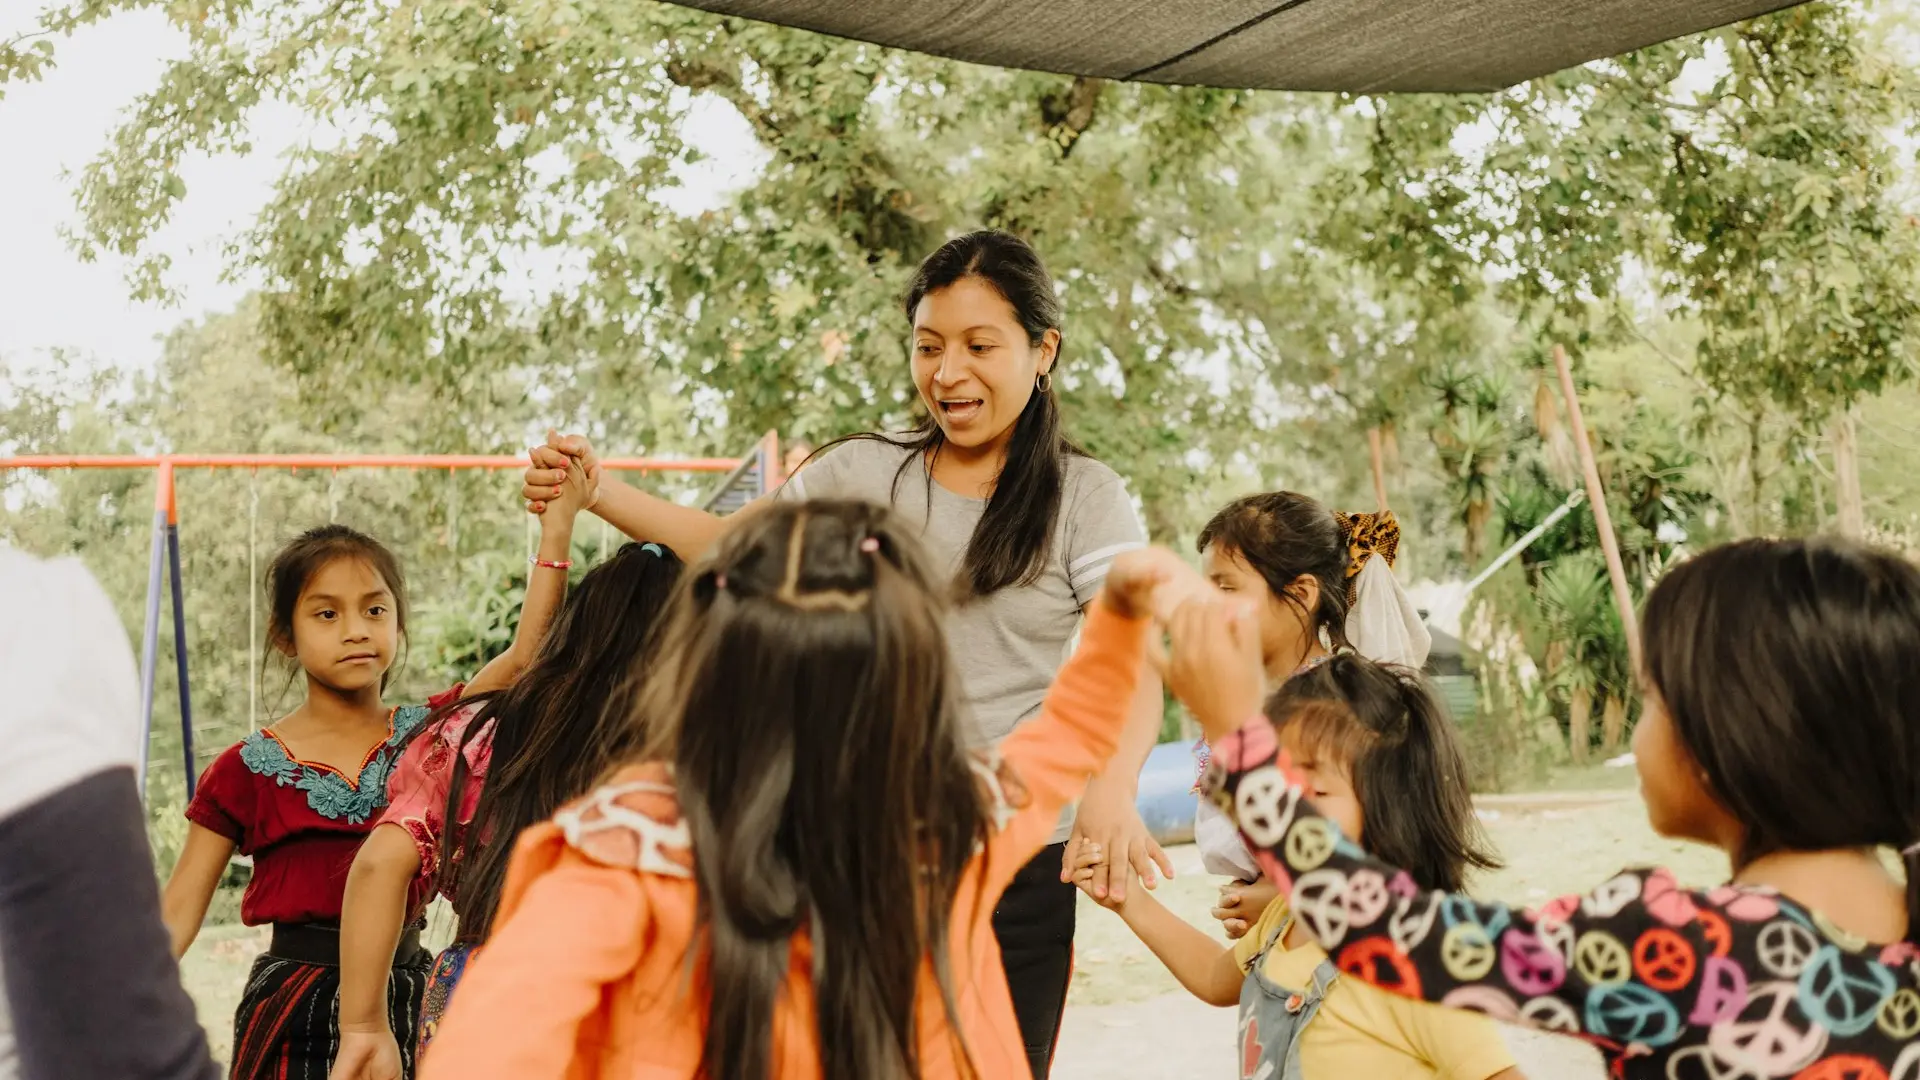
[0,453,739,473]
[156,461,178,524]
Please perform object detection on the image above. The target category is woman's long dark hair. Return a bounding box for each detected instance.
[806,230,1085,599]
[1641,536,1920,942]
[435,541,684,939]
[637,500,990,1080]
[1266,655,1500,893]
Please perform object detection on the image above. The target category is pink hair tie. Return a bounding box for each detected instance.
[859,537,880,553]
[1903,841,1920,858]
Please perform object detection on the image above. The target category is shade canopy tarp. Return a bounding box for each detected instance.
[666,1,1804,93]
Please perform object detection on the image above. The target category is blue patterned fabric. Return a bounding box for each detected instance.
[237,704,431,825]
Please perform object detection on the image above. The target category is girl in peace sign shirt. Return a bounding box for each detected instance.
[1175,536,1920,1079]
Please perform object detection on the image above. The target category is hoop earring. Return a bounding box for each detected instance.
[1035,372,1053,394]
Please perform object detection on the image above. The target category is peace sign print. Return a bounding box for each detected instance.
[1336,937,1423,1000]
[1877,987,1920,1041]
[1440,893,1512,942]
[1441,984,1519,1021]
[1502,926,1568,997]
[1283,817,1336,873]
[1633,927,1700,993]
[1662,1045,1771,1080]
[1708,885,1781,923]
[1644,867,1702,927]
[1791,1055,1892,1080]
[1811,909,1870,954]
[1234,767,1300,849]
[1539,916,1578,967]
[1289,868,1351,944]
[1584,872,1644,919]
[1520,994,1580,1034]
[1708,981,1828,1077]
[1442,923,1499,981]
[1390,895,1442,954]
[1758,921,1822,980]
[1689,954,1750,1027]
[1574,929,1634,987]
[1797,945,1897,1037]
[1583,982,1683,1048]
[1344,869,1391,927]
[1698,910,1734,959]
[1893,1043,1920,1080]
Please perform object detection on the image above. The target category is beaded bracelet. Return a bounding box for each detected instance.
[529,556,573,570]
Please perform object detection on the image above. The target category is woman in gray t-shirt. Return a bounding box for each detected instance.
[524,230,1166,1078]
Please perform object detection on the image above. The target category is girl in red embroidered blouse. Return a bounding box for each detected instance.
[328,537,683,1080]
[162,456,589,1080]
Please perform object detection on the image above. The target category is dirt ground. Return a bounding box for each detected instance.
[181,782,1727,1078]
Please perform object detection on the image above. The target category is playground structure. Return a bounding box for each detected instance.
[0,432,783,800]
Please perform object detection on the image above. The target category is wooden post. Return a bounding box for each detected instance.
[1833,406,1864,537]
[1367,427,1390,513]
[1552,344,1643,675]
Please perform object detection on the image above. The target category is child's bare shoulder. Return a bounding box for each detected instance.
[552,762,693,878]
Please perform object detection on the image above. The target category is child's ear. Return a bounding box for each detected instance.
[1286,574,1321,614]
[271,629,297,659]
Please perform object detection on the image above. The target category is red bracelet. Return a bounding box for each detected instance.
[529,556,573,570]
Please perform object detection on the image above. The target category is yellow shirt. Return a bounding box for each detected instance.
[1233,896,1514,1080]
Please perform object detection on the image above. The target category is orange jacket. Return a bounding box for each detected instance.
[422,602,1146,1079]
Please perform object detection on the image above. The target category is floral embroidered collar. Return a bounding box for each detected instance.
[238,704,432,825]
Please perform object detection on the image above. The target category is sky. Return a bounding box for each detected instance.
[0,6,764,381]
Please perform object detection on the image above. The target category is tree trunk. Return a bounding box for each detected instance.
[1568,684,1593,765]
[1141,492,1182,547]
[1600,694,1628,755]
[1833,405,1864,536]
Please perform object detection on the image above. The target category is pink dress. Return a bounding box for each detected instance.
[376,698,493,1052]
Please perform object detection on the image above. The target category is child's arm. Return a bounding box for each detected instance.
[975,549,1194,893]
[420,825,649,1079]
[523,434,744,560]
[159,823,235,959]
[1071,841,1243,1006]
[330,825,421,1080]
[1168,601,1715,1051]
[464,452,587,697]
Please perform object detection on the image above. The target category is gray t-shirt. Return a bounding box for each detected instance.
[779,438,1146,839]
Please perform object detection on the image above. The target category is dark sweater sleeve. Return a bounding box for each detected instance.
[0,767,219,1080]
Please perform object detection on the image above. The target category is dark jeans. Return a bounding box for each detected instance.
[992,842,1077,1080]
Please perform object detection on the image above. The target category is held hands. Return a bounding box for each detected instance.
[522,430,601,515]
[1212,878,1279,940]
[1068,838,1127,912]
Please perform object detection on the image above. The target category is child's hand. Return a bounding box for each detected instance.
[537,448,593,523]
[1068,838,1127,911]
[522,430,601,514]
[1161,595,1265,741]
[1211,878,1279,940]
[1102,547,1209,621]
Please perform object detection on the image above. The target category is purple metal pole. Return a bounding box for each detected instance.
[167,521,197,798]
[137,508,166,799]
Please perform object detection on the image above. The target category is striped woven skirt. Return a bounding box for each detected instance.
[229,928,430,1080]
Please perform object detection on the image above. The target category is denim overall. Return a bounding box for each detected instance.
[1238,918,1341,1080]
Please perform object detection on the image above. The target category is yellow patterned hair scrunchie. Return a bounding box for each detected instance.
[1332,510,1401,604]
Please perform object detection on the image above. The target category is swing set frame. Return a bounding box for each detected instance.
[0,440,779,801]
